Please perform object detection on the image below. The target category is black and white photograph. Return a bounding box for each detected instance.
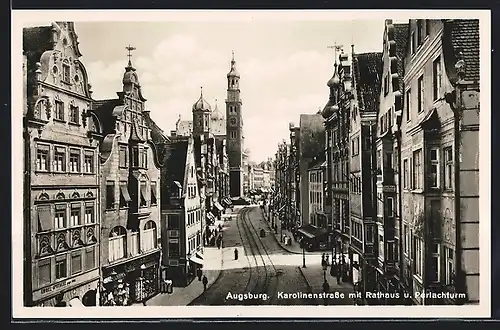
[12,10,490,319]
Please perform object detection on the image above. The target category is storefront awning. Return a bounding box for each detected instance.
[214,201,224,211]
[196,251,204,260]
[69,297,85,307]
[190,255,204,265]
[297,224,328,240]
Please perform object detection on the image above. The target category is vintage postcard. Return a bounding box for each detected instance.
[11,9,491,319]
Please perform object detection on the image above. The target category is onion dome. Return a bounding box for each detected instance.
[321,101,339,119]
[327,63,341,88]
[211,98,224,120]
[192,87,212,112]
[227,51,240,78]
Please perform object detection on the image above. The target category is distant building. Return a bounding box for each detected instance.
[23,21,101,307]
[307,158,326,228]
[91,55,162,306]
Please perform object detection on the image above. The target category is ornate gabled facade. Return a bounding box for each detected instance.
[373,20,408,304]
[349,47,384,304]
[226,52,245,197]
[321,48,353,279]
[91,53,162,306]
[399,19,479,305]
[23,21,101,307]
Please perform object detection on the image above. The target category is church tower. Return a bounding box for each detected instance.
[192,87,211,138]
[226,51,244,197]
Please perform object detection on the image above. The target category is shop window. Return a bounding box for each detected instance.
[84,151,94,174]
[55,100,65,121]
[106,181,115,210]
[71,253,82,275]
[151,182,157,205]
[38,258,51,287]
[69,105,79,124]
[36,145,50,171]
[55,257,67,280]
[142,221,157,252]
[69,149,81,172]
[70,204,81,226]
[109,226,127,262]
[54,147,66,172]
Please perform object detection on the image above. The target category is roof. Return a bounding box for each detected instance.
[307,156,325,171]
[23,26,53,54]
[353,52,383,111]
[299,114,325,161]
[443,19,479,83]
[90,99,121,134]
[165,140,189,186]
[393,23,409,91]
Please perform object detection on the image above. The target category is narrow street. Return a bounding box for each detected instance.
[189,206,313,305]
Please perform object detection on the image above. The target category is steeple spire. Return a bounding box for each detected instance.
[126,44,136,67]
[232,50,235,63]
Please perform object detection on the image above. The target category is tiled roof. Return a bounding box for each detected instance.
[445,19,480,82]
[299,114,325,161]
[393,23,409,91]
[90,99,121,134]
[165,140,189,187]
[353,52,383,111]
[23,26,52,54]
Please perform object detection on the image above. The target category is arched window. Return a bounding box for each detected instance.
[108,226,127,262]
[142,221,157,252]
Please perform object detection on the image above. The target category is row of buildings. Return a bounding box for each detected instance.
[272,19,480,305]
[244,159,275,195]
[22,21,246,306]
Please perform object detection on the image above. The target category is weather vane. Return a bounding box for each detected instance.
[327,42,344,62]
[126,44,136,65]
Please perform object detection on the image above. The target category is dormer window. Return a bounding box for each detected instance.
[62,61,71,83]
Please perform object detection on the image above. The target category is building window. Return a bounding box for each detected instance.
[413,236,424,277]
[413,149,422,189]
[119,182,132,208]
[376,149,382,173]
[433,56,442,101]
[38,258,51,287]
[119,145,127,168]
[69,105,79,124]
[85,248,95,270]
[84,152,94,174]
[108,226,127,262]
[417,75,424,113]
[430,243,440,283]
[142,221,157,252]
[403,159,409,189]
[403,224,409,255]
[55,100,65,121]
[141,149,148,168]
[131,146,139,167]
[70,204,81,226]
[69,149,80,172]
[444,146,453,190]
[55,257,67,280]
[406,89,411,121]
[130,232,140,256]
[54,147,66,172]
[140,181,147,207]
[386,197,394,217]
[417,19,424,45]
[84,205,94,224]
[106,181,115,210]
[444,246,455,285]
[379,234,384,260]
[71,253,82,275]
[54,205,66,229]
[168,214,180,230]
[36,145,50,171]
[230,131,236,139]
[169,241,180,257]
[387,241,394,261]
[428,147,440,189]
[151,182,157,205]
[411,31,416,54]
[63,62,71,83]
[385,152,393,170]
[384,75,389,96]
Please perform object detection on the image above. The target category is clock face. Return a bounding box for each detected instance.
[230,117,237,126]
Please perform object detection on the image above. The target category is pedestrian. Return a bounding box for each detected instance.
[321,253,326,266]
[202,275,208,291]
[234,248,239,260]
[196,267,203,281]
[322,280,330,306]
[330,262,336,277]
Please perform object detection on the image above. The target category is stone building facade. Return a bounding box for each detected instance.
[91,57,162,306]
[23,21,101,307]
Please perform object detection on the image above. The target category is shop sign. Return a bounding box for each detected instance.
[33,269,99,302]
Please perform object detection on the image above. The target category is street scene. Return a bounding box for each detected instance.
[19,14,481,310]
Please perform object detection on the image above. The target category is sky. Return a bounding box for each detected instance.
[40,18,388,163]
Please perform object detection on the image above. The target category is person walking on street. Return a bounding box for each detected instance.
[234,248,239,260]
[202,275,208,291]
[322,280,330,306]
[196,268,203,281]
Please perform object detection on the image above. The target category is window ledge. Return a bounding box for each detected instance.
[68,122,81,127]
[411,189,424,194]
[53,118,66,124]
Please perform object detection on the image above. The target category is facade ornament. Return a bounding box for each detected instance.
[44,98,52,120]
[81,109,88,128]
